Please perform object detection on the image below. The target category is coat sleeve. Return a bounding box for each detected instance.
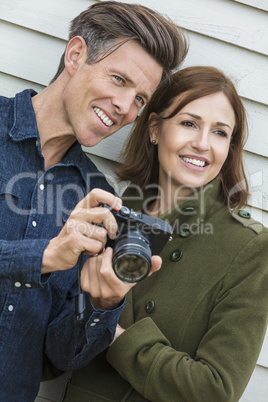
[107,233,268,402]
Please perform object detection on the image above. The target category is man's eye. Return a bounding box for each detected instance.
[114,76,123,83]
[136,95,144,105]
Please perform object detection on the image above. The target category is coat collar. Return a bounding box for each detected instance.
[122,177,226,235]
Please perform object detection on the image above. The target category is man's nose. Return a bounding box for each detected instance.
[111,90,137,120]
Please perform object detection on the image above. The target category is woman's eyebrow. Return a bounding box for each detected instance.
[179,112,201,120]
[179,112,231,129]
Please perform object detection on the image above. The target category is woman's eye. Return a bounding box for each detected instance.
[181,121,194,127]
[215,129,228,138]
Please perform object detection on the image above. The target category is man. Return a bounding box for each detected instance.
[0,1,188,400]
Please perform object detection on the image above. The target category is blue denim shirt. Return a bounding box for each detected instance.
[0,90,124,401]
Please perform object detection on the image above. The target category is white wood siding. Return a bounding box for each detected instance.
[1,0,267,400]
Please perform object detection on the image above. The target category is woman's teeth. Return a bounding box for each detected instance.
[93,107,114,127]
[181,156,206,167]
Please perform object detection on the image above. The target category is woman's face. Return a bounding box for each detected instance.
[152,92,235,197]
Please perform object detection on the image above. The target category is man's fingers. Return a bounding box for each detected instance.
[67,208,118,239]
[76,188,122,211]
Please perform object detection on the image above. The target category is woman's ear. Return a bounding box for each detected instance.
[148,112,159,144]
[64,36,88,76]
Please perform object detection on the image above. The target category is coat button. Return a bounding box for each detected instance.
[182,206,196,213]
[238,210,251,219]
[179,227,191,238]
[171,249,183,262]
[145,300,155,313]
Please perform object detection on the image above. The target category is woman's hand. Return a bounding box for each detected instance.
[81,247,162,311]
[110,324,125,345]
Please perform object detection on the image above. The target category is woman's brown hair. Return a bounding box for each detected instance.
[117,66,249,209]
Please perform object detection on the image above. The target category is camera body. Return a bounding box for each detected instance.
[104,204,173,282]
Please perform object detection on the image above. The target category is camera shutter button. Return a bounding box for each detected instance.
[120,206,131,217]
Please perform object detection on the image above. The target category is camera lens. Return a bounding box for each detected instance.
[112,232,151,283]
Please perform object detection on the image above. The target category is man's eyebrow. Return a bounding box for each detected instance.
[179,112,231,129]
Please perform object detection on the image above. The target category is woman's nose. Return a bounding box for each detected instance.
[191,130,210,152]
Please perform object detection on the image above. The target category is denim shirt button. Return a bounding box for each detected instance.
[90,322,97,327]
[8,305,14,312]
[39,184,45,191]
[14,281,22,288]
[25,283,32,288]
[32,220,37,227]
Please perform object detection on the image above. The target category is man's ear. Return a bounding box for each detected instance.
[148,112,159,144]
[64,36,87,76]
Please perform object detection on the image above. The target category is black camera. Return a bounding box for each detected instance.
[103,204,173,283]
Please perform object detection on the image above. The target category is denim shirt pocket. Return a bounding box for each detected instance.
[0,174,21,198]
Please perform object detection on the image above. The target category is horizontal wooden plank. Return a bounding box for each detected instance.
[1,0,267,55]
[182,31,268,105]
[82,126,130,162]
[118,0,268,56]
[247,205,268,228]
[243,99,268,158]
[244,151,268,213]
[232,0,268,12]
[258,328,268,367]
[240,365,268,401]
[0,21,66,86]
[0,73,45,97]
[0,0,95,39]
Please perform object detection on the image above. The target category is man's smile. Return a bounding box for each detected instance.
[93,107,114,127]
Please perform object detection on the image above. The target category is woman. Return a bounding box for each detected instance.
[63,66,268,402]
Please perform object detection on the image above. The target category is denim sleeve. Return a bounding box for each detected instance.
[0,238,50,293]
[45,293,125,371]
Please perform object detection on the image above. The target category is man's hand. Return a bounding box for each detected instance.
[80,247,162,310]
[41,189,122,274]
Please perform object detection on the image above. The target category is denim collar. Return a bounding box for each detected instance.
[8,89,94,187]
[9,89,39,141]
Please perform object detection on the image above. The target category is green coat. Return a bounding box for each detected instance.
[63,178,268,402]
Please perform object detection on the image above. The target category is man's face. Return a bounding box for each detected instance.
[62,40,163,147]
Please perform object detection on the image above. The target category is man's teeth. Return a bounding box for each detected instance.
[181,157,206,167]
[93,107,114,127]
